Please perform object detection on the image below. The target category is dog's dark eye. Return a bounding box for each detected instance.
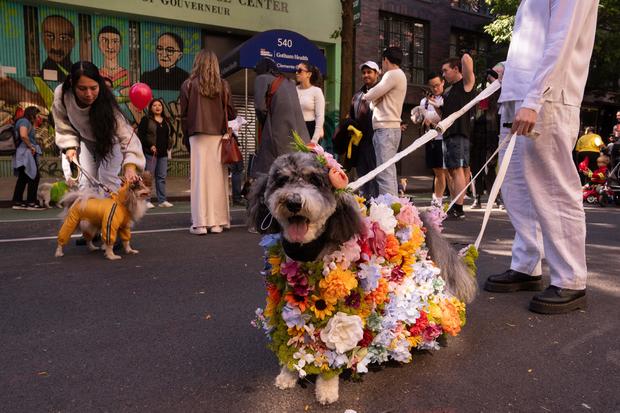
[307,173,324,187]
[273,175,288,188]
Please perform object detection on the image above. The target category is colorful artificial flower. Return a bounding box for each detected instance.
[310,294,336,320]
[319,312,364,353]
[319,266,358,302]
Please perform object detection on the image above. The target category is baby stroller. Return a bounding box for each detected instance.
[608,141,620,205]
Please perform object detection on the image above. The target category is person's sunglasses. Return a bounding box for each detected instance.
[296,68,308,74]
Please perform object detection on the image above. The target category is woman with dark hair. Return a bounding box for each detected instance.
[12,106,44,210]
[295,62,325,143]
[180,49,236,235]
[53,61,145,191]
[138,98,173,208]
[251,57,309,178]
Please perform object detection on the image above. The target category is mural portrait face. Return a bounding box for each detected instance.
[98,28,121,61]
[42,15,75,63]
[155,33,183,69]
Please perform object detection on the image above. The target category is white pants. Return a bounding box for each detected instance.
[71,140,123,192]
[189,134,230,229]
[499,101,587,290]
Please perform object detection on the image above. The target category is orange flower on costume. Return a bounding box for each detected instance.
[265,284,281,318]
[365,277,390,306]
[319,267,358,302]
[284,292,310,312]
[328,167,349,189]
[439,300,462,336]
[385,234,400,259]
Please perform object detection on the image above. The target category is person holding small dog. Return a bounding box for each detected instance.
[362,47,407,196]
[180,49,236,235]
[53,61,145,191]
[138,98,173,209]
[11,106,45,210]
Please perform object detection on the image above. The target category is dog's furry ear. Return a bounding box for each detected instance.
[324,192,365,245]
[247,174,281,234]
[420,211,478,303]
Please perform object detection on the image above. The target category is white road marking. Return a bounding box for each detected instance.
[0,224,249,243]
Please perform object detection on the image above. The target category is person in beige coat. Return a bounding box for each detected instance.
[180,50,236,235]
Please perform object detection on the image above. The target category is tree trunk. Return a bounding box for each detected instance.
[340,0,354,121]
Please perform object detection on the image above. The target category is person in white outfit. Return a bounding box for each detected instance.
[295,62,325,144]
[484,0,599,314]
[363,47,407,196]
[53,61,145,191]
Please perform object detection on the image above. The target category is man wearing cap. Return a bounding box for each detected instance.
[362,47,407,196]
[346,61,381,199]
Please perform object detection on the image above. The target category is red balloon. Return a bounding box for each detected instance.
[129,83,153,110]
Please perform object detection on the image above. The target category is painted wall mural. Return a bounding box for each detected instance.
[0,1,203,162]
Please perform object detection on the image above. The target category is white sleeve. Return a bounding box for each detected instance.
[116,114,146,171]
[362,71,394,102]
[52,85,80,150]
[312,87,325,142]
[522,0,593,112]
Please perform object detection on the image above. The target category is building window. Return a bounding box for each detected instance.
[450,0,490,15]
[449,29,489,79]
[379,13,427,85]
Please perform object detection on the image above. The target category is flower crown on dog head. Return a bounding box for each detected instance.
[291,131,350,191]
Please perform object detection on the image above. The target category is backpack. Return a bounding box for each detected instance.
[0,124,19,156]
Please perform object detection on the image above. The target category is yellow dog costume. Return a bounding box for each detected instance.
[55,177,150,260]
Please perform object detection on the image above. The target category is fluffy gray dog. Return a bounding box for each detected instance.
[248,151,476,404]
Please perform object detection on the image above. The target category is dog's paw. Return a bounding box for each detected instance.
[274,366,298,390]
[105,253,122,260]
[87,242,100,252]
[54,246,64,258]
[125,248,139,255]
[315,375,339,405]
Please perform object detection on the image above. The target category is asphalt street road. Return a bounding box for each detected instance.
[1,200,619,413]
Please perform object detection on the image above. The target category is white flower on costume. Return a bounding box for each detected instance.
[320,312,364,354]
[369,202,397,234]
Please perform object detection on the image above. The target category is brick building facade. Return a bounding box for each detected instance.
[353,0,495,175]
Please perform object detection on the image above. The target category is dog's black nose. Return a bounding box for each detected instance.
[285,194,302,213]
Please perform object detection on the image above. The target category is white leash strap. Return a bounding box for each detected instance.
[348,80,502,191]
[474,132,517,249]
[446,136,512,212]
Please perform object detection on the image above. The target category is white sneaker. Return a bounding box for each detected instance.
[146,201,155,209]
[158,201,173,208]
[189,226,207,235]
[209,226,223,233]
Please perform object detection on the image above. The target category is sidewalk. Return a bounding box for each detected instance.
[0,175,434,208]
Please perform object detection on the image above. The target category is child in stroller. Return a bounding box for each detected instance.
[579,153,614,206]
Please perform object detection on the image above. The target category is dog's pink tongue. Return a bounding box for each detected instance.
[287,221,308,243]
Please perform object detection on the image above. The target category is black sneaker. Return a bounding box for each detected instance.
[446,207,465,220]
[470,197,482,209]
[12,203,27,210]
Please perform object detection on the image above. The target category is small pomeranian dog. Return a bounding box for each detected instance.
[55,173,152,260]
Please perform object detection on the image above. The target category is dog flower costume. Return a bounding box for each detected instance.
[254,192,471,379]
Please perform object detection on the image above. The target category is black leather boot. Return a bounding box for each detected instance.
[529,285,586,314]
[484,269,544,292]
